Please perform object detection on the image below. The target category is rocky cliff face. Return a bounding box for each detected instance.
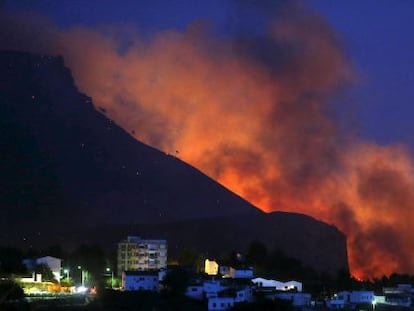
[0,51,348,274]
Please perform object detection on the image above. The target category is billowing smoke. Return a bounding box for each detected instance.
[1,3,413,279]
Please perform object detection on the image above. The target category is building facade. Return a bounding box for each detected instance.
[22,256,62,282]
[122,271,159,291]
[252,277,303,292]
[117,236,167,276]
[327,291,375,309]
[229,267,253,279]
[36,256,62,282]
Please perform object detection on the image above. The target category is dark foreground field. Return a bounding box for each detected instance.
[1,290,206,311]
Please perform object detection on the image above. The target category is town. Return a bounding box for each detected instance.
[2,0,414,309]
[1,235,413,311]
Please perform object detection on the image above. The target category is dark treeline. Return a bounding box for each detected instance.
[211,240,414,297]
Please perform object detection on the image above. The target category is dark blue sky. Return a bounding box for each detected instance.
[5,0,414,150]
[312,0,414,148]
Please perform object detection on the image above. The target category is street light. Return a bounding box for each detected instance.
[77,265,84,287]
[106,267,114,289]
[64,269,70,281]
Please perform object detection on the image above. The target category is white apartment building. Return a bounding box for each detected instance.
[117,236,167,276]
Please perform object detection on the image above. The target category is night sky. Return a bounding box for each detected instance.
[3,0,414,279]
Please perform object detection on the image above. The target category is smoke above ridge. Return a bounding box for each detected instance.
[1,2,413,279]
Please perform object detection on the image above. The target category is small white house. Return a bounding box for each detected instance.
[122,271,159,291]
[326,291,350,309]
[23,256,62,282]
[382,285,412,307]
[327,291,374,309]
[36,256,62,282]
[350,291,374,304]
[233,287,253,303]
[186,279,227,300]
[252,277,303,292]
[204,280,227,298]
[229,267,253,279]
[208,287,253,311]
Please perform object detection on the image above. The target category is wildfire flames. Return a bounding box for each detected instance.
[2,3,414,279]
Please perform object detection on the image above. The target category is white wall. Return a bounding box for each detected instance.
[350,291,374,304]
[36,256,61,281]
[203,280,226,296]
[123,274,159,291]
[230,267,253,279]
[234,287,253,303]
[252,277,302,292]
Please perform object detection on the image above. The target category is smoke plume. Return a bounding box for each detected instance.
[1,3,413,279]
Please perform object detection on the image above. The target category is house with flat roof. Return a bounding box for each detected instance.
[121,270,159,291]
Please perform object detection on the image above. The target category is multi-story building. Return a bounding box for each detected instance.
[117,236,167,276]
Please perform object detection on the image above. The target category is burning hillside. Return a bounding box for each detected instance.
[1,2,412,279]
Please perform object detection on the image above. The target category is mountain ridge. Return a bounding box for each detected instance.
[0,50,261,225]
[0,50,348,274]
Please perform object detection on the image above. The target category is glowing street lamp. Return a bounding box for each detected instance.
[64,269,70,281]
[106,267,114,289]
[77,265,85,287]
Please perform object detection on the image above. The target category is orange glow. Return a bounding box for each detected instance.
[2,5,414,279]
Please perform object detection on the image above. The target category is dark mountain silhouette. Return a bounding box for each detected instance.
[0,51,348,274]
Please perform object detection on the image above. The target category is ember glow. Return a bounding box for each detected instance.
[2,3,414,279]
